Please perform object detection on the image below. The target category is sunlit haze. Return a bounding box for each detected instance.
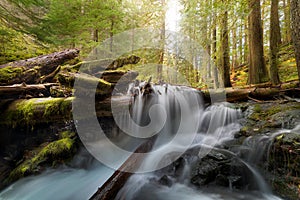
[166,0,182,32]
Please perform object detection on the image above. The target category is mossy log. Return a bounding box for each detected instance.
[57,72,113,99]
[0,97,74,127]
[90,139,155,200]
[58,70,138,97]
[97,70,138,84]
[78,55,140,74]
[0,49,79,85]
[202,81,300,103]
[0,83,58,99]
[0,96,133,127]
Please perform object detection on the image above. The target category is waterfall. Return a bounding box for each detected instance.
[115,84,282,200]
[0,84,284,200]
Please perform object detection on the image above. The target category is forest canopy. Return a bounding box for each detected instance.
[0,0,299,88]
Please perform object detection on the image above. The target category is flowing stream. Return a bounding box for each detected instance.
[0,84,285,199]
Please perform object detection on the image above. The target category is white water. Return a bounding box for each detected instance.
[115,85,283,200]
[0,150,114,200]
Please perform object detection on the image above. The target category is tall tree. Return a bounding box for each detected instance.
[157,0,166,82]
[212,7,219,88]
[283,0,292,44]
[290,0,300,81]
[269,0,281,85]
[219,0,232,87]
[248,0,268,84]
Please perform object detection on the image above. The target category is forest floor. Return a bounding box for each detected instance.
[231,44,297,87]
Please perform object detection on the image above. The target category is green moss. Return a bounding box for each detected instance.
[60,130,76,139]
[43,98,65,117]
[0,66,24,83]
[6,138,76,183]
[249,104,282,121]
[97,78,112,95]
[1,97,73,127]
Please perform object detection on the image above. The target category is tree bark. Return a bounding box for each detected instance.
[283,0,292,44]
[0,83,57,99]
[248,0,268,84]
[232,26,238,70]
[220,3,232,88]
[90,139,156,200]
[157,0,165,83]
[212,14,219,88]
[290,0,300,81]
[269,0,281,85]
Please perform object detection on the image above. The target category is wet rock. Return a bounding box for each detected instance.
[238,102,300,136]
[158,175,173,187]
[215,174,229,186]
[190,150,252,189]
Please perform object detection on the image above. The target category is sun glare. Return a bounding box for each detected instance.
[166,0,182,32]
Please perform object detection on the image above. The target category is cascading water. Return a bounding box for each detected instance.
[115,84,283,200]
[0,84,285,200]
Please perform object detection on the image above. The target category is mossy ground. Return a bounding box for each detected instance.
[231,44,298,87]
[0,23,53,65]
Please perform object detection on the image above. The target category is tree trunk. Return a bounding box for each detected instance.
[220,5,232,88]
[93,29,99,42]
[212,16,219,88]
[248,0,268,84]
[110,19,114,53]
[90,139,156,200]
[244,21,249,64]
[239,22,243,64]
[0,83,57,99]
[269,0,281,85]
[283,0,292,43]
[157,0,165,83]
[232,26,238,70]
[291,0,300,82]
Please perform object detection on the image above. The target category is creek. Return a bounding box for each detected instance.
[0,84,293,199]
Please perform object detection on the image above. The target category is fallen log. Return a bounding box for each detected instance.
[0,49,80,86]
[0,83,58,99]
[77,55,140,74]
[202,81,300,103]
[0,97,74,127]
[58,70,138,97]
[90,138,156,200]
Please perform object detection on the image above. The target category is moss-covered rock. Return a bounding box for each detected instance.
[238,102,300,136]
[268,132,300,199]
[6,137,77,184]
[235,101,300,199]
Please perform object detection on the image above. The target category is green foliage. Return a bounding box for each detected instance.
[33,0,126,55]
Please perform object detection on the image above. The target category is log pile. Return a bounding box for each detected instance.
[0,50,140,100]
